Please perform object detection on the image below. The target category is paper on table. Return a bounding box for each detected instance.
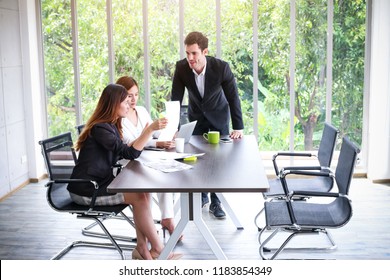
[157,101,180,141]
[143,159,193,173]
[142,150,205,160]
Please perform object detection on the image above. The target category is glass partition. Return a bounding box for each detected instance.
[41,0,75,137]
[257,0,291,150]
[77,0,109,124]
[112,0,144,103]
[40,0,366,154]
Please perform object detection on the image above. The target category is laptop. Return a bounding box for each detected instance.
[176,121,197,143]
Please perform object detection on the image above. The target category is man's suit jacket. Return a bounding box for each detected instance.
[171,56,244,135]
[67,123,141,197]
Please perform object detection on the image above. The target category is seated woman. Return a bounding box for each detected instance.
[67,83,182,260]
[116,75,181,240]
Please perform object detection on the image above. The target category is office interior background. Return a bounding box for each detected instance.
[0,0,389,200]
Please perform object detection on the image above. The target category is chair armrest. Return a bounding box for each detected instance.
[50,178,97,184]
[282,165,322,171]
[274,152,313,157]
[112,162,123,176]
[289,190,339,199]
[279,169,334,196]
[272,152,315,176]
[281,169,331,178]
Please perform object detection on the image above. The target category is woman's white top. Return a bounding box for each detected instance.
[122,106,158,147]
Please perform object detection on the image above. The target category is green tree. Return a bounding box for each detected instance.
[332,0,366,146]
[41,0,366,151]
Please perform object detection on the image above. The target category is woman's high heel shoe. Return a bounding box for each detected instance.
[132,248,144,260]
[167,252,183,260]
[161,218,183,241]
[151,251,183,260]
[162,226,184,241]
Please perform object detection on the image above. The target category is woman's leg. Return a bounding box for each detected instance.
[123,192,164,259]
[157,192,175,219]
[157,193,175,232]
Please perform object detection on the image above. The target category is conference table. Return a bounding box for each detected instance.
[107,135,269,260]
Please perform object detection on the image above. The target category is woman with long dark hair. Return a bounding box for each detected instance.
[68,84,181,260]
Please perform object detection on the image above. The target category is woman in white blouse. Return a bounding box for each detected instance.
[116,75,182,240]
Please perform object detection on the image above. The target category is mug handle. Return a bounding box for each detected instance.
[203,133,208,141]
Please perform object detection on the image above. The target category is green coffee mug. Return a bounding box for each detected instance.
[203,131,220,144]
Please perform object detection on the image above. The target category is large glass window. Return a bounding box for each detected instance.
[183,1,216,53]
[40,0,366,156]
[294,0,328,150]
[257,0,291,150]
[41,0,75,137]
[332,0,365,146]
[112,0,144,103]
[148,0,180,118]
[221,0,256,136]
[77,0,110,124]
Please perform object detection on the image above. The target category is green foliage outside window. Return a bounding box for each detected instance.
[41,0,366,151]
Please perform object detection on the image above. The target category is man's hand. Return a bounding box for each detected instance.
[229,130,243,139]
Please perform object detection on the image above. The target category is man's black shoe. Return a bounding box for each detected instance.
[209,203,226,219]
[202,196,209,208]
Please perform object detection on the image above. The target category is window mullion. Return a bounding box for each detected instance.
[71,0,82,125]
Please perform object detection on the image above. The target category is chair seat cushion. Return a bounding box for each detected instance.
[48,182,127,215]
[266,176,334,197]
[264,197,352,228]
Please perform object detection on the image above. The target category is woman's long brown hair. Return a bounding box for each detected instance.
[115,75,138,91]
[74,84,128,151]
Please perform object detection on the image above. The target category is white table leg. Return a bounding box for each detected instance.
[158,192,228,260]
[158,193,189,260]
[216,193,244,229]
[192,193,227,260]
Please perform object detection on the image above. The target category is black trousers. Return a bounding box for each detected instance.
[202,192,221,205]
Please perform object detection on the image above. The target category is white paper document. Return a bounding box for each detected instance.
[157,101,180,141]
[142,150,205,160]
[143,159,193,173]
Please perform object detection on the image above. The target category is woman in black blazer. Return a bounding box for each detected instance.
[68,84,181,260]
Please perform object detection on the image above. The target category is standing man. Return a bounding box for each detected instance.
[171,31,244,219]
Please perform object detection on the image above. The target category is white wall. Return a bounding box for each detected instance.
[0,0,45,198]
[19,0,47,181]
[0,0,28,198]
[367,0,390,182]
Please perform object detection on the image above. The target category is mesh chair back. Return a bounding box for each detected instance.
[76,124,85,135]
[317,122,339,167]
[47,182,75,212]
[38,132,77,180]
[335,136,360,195]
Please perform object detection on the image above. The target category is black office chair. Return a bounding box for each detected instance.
[38,132,135,259]
[258,136,360,260]
[255,122,339,230]
[75,124,85,135]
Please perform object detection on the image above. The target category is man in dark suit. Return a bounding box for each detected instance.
[171,31,244,218]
